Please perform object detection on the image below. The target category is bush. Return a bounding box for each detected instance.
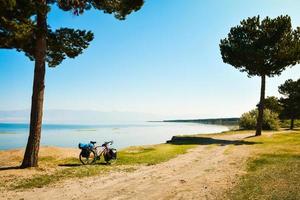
[280,119,300,129]
[239,109,280,130]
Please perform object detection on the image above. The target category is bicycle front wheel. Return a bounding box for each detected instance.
[79,150,96,165]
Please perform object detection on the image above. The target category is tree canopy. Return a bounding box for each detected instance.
[0,0,144,168]
[0,0,144,67]
[279,79,300,122]
[264,96,283,114]
[220,15,300,77]
[220,15,300,136]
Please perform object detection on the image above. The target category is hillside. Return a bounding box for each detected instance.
[163,118,240,126]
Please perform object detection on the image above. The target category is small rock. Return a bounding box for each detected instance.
[179,179,186,183]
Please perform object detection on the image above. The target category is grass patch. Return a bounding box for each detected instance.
[117,144,195,165]
[39,156,57,162]
[12,143,195,189]
[205,129,256,136]
[13,165,113,190]
[229,131,300,200]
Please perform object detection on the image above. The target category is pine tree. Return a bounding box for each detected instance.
[0,0,144,168]
[279,79,300,130]
[220,15,300,136]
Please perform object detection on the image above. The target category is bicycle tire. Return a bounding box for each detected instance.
[79,150,96,165]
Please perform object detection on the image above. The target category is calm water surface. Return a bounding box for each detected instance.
[0,122,229,150]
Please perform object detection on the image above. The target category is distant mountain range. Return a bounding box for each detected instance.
[0,109,164,124]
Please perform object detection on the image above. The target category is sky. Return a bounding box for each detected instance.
[1,0,300,120]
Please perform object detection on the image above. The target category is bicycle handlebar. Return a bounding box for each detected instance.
[102,140,113,146]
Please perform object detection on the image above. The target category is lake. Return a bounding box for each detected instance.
[0,122,229,150]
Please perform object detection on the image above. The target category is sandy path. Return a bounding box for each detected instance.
[2,134,253,200]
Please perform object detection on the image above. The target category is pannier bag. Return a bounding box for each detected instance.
[81,149,90,158]
[78,143,94,158]
[78,143,93,149]
[104,148,117,162]
[110,148,117,159]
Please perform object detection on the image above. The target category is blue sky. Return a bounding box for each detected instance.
[1,0,300,119]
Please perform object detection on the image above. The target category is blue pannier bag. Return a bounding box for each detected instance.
[78,143,94,158]
[78,143,93,149]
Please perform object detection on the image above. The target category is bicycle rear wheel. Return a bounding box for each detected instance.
[79,150,96,165]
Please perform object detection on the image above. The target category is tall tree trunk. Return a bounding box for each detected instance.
[256,75,266,136]
[290,117,295,130]
[21,1,47,168]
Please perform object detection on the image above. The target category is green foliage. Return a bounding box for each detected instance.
[279,78,300,120]
[220,15,300,135]
[56,0,144,18]
[0,1,36,51]
[220,15,300,77]
[1,0,145,168]
[264,96,282,114]
[239,109,280,130]
[47,28,94,67]
[0,0,144,67]
[0,0,16,11]
[280,119,300,128]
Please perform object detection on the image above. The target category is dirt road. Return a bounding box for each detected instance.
[2,133,254,200]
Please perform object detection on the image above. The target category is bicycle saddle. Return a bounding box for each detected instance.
[90,141,96,145]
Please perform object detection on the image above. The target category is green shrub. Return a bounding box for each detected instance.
[239,109,280,130]
[280,119,300,129]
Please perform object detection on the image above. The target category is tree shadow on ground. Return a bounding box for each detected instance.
[0,166,20,171]
[167,136,260,146]
[58,163,81,167]
[0,163,109,170]
[58,162,109,167]
[94,162,111,165]
[244,135,260,139]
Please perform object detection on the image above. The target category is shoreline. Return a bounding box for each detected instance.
[0,129,299,200]
[0,122,232,151]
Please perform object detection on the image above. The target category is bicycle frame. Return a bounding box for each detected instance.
[94,145,109,159]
